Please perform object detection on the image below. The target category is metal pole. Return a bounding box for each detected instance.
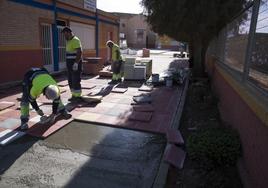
[243,0,261,82]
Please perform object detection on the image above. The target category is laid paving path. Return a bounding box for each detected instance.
[0,52,188,188]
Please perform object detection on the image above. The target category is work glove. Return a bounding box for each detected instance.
[37,109,44,116]
[72,63,78,71]
[40,114,56,125]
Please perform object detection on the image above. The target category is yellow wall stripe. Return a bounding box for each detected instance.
[215,64,268,127]
[0,46,41,51]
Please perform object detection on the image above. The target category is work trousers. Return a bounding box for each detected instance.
[66,59,82,97]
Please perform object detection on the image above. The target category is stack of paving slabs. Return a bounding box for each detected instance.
[136,58,152,78]
[124,57,136,80]
[138,84,153,92]
[132,93,152,104]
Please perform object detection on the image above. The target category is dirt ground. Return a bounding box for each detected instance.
[165,77,243,188]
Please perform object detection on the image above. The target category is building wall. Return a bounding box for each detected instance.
[0,0,119,84]
[116,13,156,49]
[205,55,268,188]
[126,15,147,48]
[58,0,84,9]
[0,0,53,83]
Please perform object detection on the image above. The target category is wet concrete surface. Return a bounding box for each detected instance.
[0,121,166,188]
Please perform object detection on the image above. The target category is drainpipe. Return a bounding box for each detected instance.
[95,9,99,57]
[52,0,59,71]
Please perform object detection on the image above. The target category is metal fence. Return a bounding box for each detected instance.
[208,0,268,94]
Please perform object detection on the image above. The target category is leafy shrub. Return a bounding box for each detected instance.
[187,127,241,169]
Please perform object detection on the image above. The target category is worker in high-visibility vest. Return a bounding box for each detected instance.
[106,40,123,84]
[20,68,71,130]
[62,26,83,102]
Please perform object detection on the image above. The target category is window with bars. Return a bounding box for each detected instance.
[248,0,268,92]
[224,7,253,74]
[40,23,53,69]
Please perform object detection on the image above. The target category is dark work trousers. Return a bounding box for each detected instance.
[111,60,122,74]
[66,59,82,96]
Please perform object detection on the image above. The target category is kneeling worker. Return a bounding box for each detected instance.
[106,40,123,83]
[20,68,71,130]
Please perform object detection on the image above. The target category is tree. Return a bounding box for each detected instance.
[142,0,249,76]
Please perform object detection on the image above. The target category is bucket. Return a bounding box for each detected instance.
[166,77,173,87]
[152,74,159,83]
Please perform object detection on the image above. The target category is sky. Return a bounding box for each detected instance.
[97,0,144,14]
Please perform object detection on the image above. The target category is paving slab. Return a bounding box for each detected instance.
[0,101,15,111]
[26,116,73,138]
[133,104,154,112]
[0,129,26,146]
[81,84,96,89]
[164,144,186,169]
[166,129,184,145]
[138,85,153,92]
[129,111,153,122]
[111,87,128,93]
[58,80,69,86]
[0,118,20,130]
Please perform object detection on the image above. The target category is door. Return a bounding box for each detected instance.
[41,23,54,72]
[57,25,66,70]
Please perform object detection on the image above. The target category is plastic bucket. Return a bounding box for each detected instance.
[166,78,173,87]
[152,74,159,83]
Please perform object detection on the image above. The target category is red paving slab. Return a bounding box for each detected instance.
[97,102,117,108]
[133,104,154,112]
[166,129,184,145]
[129,111,152,122]
[0,101,15,111]
[60,89,67,94]
[81,84,96,89]
[0,118,21,130]
[0,109,21,119]
[0,76,186,138]
[58,80,69,86]
[102,97,121,103]
[27,116,73,138]
[111,87,128,93]
[164,145,186,169]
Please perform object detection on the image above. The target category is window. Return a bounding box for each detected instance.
[248,0,268,91]
[224,7,252,73]
[70,22,95,50]
[136,29,144,42]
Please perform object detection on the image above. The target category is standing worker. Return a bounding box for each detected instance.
[20,68,71,130]
[106,40,123,84]
[62,26,83,102]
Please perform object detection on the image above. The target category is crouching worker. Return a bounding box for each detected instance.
[20,68,71,130]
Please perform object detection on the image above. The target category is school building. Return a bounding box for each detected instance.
[0,0,119,84]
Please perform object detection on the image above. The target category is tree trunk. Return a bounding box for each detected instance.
[190,37,207,77]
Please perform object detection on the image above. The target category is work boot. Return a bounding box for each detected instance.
[20,123,28,130]
[68,96,82,102]
[60,109,72,119]
[108,80,118,85]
